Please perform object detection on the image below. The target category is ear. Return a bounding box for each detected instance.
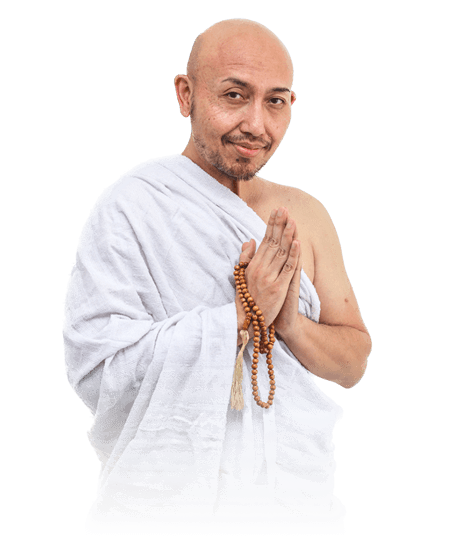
[174,74,193,118]
[290,91,297,105]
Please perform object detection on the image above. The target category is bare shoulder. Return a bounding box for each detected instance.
[282,185,325,215]
[264,179,321,209]
[265,180,334,242]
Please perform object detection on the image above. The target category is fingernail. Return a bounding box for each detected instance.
[277,207,283,217]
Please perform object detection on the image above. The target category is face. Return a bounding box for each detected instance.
[181,36,296,182]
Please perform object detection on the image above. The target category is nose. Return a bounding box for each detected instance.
[239,100,266,138]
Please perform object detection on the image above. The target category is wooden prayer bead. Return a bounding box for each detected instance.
[234,260,276,409]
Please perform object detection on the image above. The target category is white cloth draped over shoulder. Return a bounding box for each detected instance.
[64,155,344,533]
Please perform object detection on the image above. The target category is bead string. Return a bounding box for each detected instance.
[234,261,276,409]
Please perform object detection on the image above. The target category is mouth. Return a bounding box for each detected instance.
[230,142,265,158]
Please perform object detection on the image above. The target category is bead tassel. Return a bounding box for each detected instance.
[230,329,249,410]
[230,262,276,410]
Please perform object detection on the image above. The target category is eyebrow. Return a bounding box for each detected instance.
[221,77,291,93]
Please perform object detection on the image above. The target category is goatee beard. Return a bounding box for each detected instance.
[191,134,269,182]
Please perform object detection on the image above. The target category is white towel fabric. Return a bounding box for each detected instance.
[64,155,345,535]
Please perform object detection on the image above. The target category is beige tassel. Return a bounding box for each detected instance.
[230,329,249,410]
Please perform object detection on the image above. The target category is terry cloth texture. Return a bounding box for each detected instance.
[64,155,345,535]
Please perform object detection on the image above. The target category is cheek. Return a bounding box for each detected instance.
[202,107,240,139]
[271,114,292,142]
[211,105,239,129]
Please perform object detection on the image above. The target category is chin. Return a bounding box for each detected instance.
[216,161,259,181]
[214,154,268,182]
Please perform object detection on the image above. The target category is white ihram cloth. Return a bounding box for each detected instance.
[64,155,344,533]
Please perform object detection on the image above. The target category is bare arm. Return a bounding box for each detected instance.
[281,315,370,388]
[277,196,371,388]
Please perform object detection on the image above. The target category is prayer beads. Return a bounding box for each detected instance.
[234,262,276,408]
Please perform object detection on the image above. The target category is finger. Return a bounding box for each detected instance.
[252,208,279,265]
[281,212,298,247]
[289,244,302,291]
[293,221,298,240]
[239,242,249,263]
[291,225,303,281]
[277,240,300,285]
[271,206,289,245]
[260,206,289,267]
[239,239,256,264]
[291,226,302,274]
[292,225,299,268]
[268,217,296,275]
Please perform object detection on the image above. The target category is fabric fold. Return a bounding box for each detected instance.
[64,154,343,530]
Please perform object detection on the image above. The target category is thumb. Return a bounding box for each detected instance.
[239,238,256,263]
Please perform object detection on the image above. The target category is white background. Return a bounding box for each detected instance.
[0,0,454,537]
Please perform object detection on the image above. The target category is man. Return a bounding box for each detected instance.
[64,18,370,535]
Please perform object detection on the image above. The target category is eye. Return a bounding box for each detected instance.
[226,91,243,100]
[270,97,286,106]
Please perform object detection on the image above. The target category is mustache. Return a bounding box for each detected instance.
[222,134,271,150]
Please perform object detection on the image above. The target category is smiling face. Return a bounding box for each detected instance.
[176,21,296,184]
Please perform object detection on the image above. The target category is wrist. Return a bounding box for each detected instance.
[276,314,303,344]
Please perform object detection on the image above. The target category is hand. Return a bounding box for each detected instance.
[236,207,300,329]
[272,215,303,338]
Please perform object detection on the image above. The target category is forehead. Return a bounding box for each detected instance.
[199,32,293,90]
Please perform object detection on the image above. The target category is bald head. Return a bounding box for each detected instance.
[187,19,293,85]
[176,18,296,185]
